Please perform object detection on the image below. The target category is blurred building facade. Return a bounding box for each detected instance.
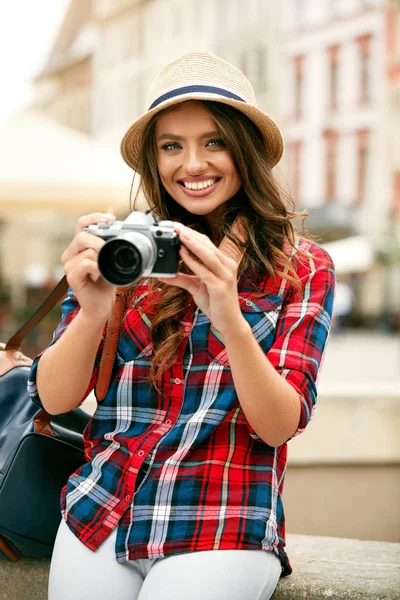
[33,0,95,135]
[30,0,400,329]
[387,0,400,271]
[91,0,278,150]
[280,0,399,326]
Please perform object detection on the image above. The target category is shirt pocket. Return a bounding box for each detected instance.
[117,292,153,364]
[208,293,283,367]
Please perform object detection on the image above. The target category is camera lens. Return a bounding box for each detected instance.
[114,245,140,274]
[97,232,156,286]
[98,239,142,286]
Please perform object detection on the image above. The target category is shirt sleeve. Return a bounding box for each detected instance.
[27,287,106,410]
[247,242,336,443]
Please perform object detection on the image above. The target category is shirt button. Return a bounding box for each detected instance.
[246,300,253,306]
[166,419,172,426]
[138,450,144,457]
[125,494,131,502]
[174,378,182,384]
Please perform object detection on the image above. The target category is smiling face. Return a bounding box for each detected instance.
[155,101,242,222]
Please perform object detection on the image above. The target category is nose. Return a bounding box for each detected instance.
[184,146,208,174]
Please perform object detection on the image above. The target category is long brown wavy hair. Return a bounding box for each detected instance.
[128,100,308,385]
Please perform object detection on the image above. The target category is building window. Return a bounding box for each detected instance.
[323,129,338,202]
[257,46,267,94]
[216,0,229,33]
[240,52,248,78]
[386,4,400,64]
[327,0,338,17]
[293,0,305,26]
[294,54,305,120]
[356,33,373,105]
[328,44,340,112]
[355,129,369,205]
[123,14,143,60]
[290,141,303,204]
[393,172,400,216]
[360,0,381,9]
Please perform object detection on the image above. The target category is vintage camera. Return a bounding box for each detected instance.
[84,211,181,286]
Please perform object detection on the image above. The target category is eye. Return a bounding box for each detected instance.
[206,138,225,148]
[161,142,181,151]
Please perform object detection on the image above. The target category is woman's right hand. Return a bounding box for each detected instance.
[61,208,118,323]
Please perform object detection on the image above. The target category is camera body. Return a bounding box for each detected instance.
[84,211,181,286]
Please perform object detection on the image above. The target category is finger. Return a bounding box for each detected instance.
[158,273,201,295]
[179,233,229,280]
[179,245,219,284]
[62,232,105,264]
[174,223,215,249]
[63,248,100,274]
[66,256,101,287]
[174,223,238,275]
[75,212,116,236]
[173,223,241,265]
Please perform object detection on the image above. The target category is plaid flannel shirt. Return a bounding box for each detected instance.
[28,237,335,576]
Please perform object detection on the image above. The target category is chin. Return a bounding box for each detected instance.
[187,206,224,218]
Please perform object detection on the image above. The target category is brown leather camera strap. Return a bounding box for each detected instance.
[96,290,126,401]
[4,275,125,401]
[5,276,69,351]
[0,533,22,562]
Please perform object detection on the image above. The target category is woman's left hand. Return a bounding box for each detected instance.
[158,223,246,336]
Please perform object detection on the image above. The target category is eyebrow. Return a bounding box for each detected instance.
[157,131,221,142]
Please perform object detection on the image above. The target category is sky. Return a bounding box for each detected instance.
[0,0,70,123]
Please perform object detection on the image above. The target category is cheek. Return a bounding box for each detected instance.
[157,156,173,184]
[219,154,241,185]
[227,163,241,189]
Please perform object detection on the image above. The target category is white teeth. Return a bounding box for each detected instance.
[183,179,217,190]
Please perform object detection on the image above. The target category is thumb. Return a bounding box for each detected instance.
[107,206,115,215]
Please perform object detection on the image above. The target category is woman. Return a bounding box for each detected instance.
[28,52,335,600]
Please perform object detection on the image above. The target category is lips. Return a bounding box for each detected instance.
[178,178,221,198]
[178,177,221,190]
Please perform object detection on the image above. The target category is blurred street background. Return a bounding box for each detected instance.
[0,0,399,543]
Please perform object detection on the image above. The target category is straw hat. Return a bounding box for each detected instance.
[120,52,284,173]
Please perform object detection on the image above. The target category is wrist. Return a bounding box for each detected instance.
[220,317,252,346]
[77,308,109,331]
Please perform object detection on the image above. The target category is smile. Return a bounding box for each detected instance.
[178,178,221,198]
[182,178,218,191]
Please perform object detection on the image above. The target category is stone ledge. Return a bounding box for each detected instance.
[0,534,399,599]
[274,534,400,599]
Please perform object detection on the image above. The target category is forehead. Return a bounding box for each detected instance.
[155,101,217,133]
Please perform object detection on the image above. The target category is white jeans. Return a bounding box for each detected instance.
[49,519,282,600]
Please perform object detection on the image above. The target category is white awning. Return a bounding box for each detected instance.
[322,236,374,274]
[0,109,142,216]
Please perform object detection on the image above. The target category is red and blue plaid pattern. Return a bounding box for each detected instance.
[28,238,335,576]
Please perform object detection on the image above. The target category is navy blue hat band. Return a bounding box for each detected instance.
[148,85,246,111]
